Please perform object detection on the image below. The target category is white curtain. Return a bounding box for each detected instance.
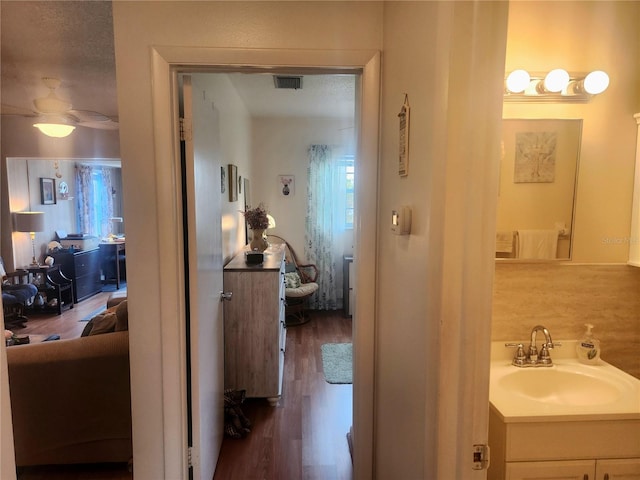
[76,165,115,238]
[305,145,350,310]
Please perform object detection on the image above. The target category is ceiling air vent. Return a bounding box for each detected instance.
[273,75,303,90]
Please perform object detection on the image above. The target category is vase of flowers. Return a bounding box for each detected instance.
[243,203,270,252]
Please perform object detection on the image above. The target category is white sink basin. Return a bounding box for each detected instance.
[490,347,640,422]
[498,365,625,406]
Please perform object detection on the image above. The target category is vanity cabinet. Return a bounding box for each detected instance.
[506,458,640,480]
[488,410,640,480]
[223,244,286,406]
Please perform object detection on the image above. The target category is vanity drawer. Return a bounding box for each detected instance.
[505,419,640,461]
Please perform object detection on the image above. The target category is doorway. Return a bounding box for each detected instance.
[138,47,380,480]
[193,70,357,475]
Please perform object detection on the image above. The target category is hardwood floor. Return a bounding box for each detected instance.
[8,289,118,339]
[213,311,353,480]
[7,301,353,480]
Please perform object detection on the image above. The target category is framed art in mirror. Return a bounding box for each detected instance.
[40,177,56,205]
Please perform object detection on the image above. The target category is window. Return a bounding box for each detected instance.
[343,155,355,229]
[76,165,116,238]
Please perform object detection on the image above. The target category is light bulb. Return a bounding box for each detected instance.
[583,70,609,95]
[543,69,570,93]
[506,70,530,93]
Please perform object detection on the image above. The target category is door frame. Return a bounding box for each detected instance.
[150,47,380,479]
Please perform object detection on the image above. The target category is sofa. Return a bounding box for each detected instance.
[6,300,131,467]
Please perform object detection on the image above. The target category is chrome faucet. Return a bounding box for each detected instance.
[505,325,560,367]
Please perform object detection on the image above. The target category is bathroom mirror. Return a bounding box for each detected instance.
[496,119,582,260]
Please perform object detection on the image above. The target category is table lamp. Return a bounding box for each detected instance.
[14,211,46,266]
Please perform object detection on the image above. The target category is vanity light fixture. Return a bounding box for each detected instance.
[504,69,610,103]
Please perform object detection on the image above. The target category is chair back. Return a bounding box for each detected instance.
[266,235,318,284]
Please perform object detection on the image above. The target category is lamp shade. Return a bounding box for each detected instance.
[33,114,76,138]
[33,123,76,138]
[14,211,45,233]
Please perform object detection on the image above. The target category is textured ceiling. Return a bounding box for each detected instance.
[225,72,355,118]
[1,1,355,123]
[1,1,118,118]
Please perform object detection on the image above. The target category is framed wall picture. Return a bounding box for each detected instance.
[228,164,238,202]
[40,177,56,205]
[278,175,295,196]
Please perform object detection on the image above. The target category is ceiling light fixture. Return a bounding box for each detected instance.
[504,69,610,103]
[33,115,76,138]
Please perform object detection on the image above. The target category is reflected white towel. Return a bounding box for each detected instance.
[496,231,514,253]
[517,230,559,259]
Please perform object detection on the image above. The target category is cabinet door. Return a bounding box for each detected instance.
[596,459,640,480]
[507,460,594,480]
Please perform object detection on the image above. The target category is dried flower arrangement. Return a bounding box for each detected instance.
[242,203,270,230]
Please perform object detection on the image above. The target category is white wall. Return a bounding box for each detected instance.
[251,116,355,259]
[192,74,253,262]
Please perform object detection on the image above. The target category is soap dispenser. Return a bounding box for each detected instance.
[576,323,601,365]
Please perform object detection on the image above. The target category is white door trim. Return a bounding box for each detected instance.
[149,46,380,480]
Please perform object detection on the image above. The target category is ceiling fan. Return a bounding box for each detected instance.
[1,77,118,137]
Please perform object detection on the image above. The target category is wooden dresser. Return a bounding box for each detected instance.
[223,244,286,406]
[52,248,102,303]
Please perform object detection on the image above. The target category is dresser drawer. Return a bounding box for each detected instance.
[74,251,100,277]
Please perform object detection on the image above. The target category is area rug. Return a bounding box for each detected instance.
[321,343,353,384]
[80,306,106,322]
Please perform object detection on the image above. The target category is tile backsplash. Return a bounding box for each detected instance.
[492,263,640,379]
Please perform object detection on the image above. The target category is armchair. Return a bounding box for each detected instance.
[266,235,319,326]
[1,257,38,329]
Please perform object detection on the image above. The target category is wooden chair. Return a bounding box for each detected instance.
[266,235,319,326]
[1,257,38,329]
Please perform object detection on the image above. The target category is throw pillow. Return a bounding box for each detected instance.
[115,300,128,331]
[284,272,301,289]
[89,312,118,335]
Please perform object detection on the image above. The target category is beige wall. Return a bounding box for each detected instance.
[6,158,76,268]
[379,1,508,477]
[503,1,640,263]
[493,1,640,380]
[492,263,640,379]
[112,3,383,479]
[0,116,120,269]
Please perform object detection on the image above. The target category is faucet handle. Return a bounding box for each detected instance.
[505,343,526,366]
[539,343,554,365]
